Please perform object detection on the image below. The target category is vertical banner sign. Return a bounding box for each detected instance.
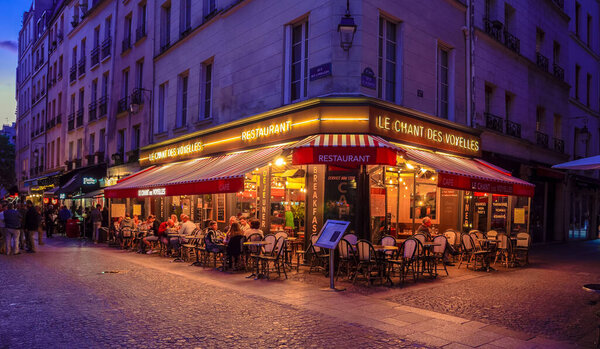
[257,167,271,231]
[306,165,325,238]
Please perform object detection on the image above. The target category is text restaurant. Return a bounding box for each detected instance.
[105,97,534,244]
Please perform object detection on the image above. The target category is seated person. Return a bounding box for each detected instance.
[142,215,160,254]
[244,219,264,239]
[416,216,433,241]
[205,220,225,254]
[170,215,196,253]
[239,217,250,232]
[225,222,243,244]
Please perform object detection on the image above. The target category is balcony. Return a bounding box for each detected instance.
[76,109,84,127]
[553,138,565,153]
[67,112,75,131]
[136,27,146,42]
[122,37,132,53]
[535,131,549,148]
[126,149,139,163]
[117,96,128,114]
[180,27,191,40]
[86,154,95,165]
[70,65,77,83]
[56,114,62,124]
[71,17,79,28]
[101,37,111,59]
[78,57,86,76]
[131,88,144,105]
[74,158,82,168]
[484,112,504,133]
[553,63,564,81]
[506,120,521,138]
[111,151,124,165]
[91,46,100,66]
[503,30,520,54]
[95,151,105,164]
[89,100,97,121]
[98,96,108,117]
[536,52,549,72]
[57,72,63,81]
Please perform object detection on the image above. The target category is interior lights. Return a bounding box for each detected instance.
[274,157,286,166]
[405,163,414,170]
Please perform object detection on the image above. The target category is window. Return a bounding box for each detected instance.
[203,0,216,18]
[122,69,129,98]
[437,46,451,119]
[99,129,106,152]
[132,124,140,150]
[505,92,513,121]
[89,133,95,155]
[575,65,581,99]
[504,4,515,33]
[575,2,581,37]
[138,2,147,35]
[535,28,544,53]
[76,138,82,159]
[59,55,63,76]
[161,3,171,48]
[72,46,77,67]
[102,72,109,97]
[378,17,397,102]
[91,79,98,102]
[124,13,132,47]
[586,73,592,106]
[535,107,544,132]
[201,62,212,118]
[158,82,167,132]
[177,73,189,127]
[180,0,191,35]
[135,60,144,89]
[105,16,111,40]
[553,114,562,138]
[94,26,100,48]
[80,38,86,58]
[553,41,560,64]
[587,14,592,46]
[287,20,308,103]
[69,141,73,160]
[117,129,125,154]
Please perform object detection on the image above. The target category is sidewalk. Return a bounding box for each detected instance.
[93,243,579,349]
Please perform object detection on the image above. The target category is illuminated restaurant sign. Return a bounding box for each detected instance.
[370,108,481,156]
[138,188,167,196]
[148,141,204,162]
[241,120,292,141]
[83,177,98,185]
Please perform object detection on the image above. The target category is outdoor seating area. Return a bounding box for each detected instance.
[104,217,532,287]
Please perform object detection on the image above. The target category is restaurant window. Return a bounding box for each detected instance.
[437,45,452,120]
[286,19,308,103]
[490,195,508,231]
[200,61,212,119]
[267,159,306,234]
[158,82,167,132]
[378,17,398,102]
[177,72,189,127]
[195,194,213,223]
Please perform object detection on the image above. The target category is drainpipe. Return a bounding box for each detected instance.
[465,0,475,128]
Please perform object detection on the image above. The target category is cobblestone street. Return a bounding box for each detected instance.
[0,238,597,348]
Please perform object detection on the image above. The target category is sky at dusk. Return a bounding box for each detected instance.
[0,2,32,126]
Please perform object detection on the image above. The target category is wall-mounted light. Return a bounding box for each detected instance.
[338,0,357,51]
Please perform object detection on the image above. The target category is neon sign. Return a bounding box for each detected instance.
[83,177,98,185]
[148,141,204,162]
[241,120,292,141]
[138,188,166,197]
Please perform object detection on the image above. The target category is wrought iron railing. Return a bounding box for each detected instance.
[536,52,549,72]
[101,37,111,59]
[535,131,549,148]
[553,138,565,153]
[506,120,521,138]
[553,63,564,81]
[484,112,504,133]
[503,30,520,53]
[117,96,128,114]
[91,46,100,66]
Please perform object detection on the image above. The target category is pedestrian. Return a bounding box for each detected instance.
[91,204,102,244]
[58,205,72,235]
[35,205,44,245]
[4,203,22,255]
[44,204,56,238]
[18,203,27,251]
[101,205,109,227]
[24,200,40,252]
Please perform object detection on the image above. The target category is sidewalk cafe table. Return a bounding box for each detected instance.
[474,239,496,272]
[421,242,442,277]
[372,245,399,286]
[167,233,187,262]
[243,241,270,279]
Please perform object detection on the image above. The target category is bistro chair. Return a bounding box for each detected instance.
[262,234,277,255]
[487,230,498,240]
[336,238,356,280]
[458,233,488,270]
[388,238,419,285]
[470,229,486,240]
[353,240,382,285]
[494,233,513,267]
[514,232,531,265]
[308,234,330,275]
[275,231,288,241]
[258,237,287,279]
[380,235,397,258]
[432,235,449,276]
[444,229,459,261]
[469,231,483,251]
[344,233,358,245]
[120,227,133,250]
[244,233,263,270]
[181,229,203,262]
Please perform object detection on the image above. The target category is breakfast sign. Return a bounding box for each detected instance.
[369,107,481,157]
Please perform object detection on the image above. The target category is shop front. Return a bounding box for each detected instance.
[54,164,108,209]
[105,97,534,243]
[24,171,62,206]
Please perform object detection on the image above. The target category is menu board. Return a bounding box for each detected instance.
[314,220,351,249]
[439,189,459,233]
[216,193,225,222]
[491,196,508,230]
[513,208,525,224]
[111,204,125,218]
[133,204,141,216]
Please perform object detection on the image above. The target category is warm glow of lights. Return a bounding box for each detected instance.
[320,117,369,121]
[204,136,242,147]
[291,118,320,127]
[274,157,286,166]
[405,163,414,170]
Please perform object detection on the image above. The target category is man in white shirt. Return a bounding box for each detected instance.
[179,215,196,236]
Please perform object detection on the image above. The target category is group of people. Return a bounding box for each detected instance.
[0,200,46,256]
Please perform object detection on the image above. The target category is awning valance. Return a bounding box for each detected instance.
[290,134,401,167]
[105,145,286,198]
[403,147,535,197]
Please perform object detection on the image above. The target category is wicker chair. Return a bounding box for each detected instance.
[388,238,419,285]
[353,240,381,285]
[258,237,287,279]
[336,238,356,280]
[514,232,531,265]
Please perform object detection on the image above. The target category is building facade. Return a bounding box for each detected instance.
[14,0,600,241]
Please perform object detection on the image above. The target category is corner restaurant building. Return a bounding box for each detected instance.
[105,98,534,242]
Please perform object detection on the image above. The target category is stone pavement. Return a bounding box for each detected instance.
[0,238,589,348]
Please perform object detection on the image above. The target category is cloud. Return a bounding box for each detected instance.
[0,41,17,53]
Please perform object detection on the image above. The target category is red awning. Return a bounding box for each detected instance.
[402,147,535,197]
[104,145,286,198]
[290,134,401,167]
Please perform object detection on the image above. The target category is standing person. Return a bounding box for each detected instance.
[35,206,44,245]
[4,203,21,255]
[101,205,109,228]
[58,205,72,235]
[91,204,102,244]
[18,203,27,251]
[44,205,55,238]
[24,200,40,253]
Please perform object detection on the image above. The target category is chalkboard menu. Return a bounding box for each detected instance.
[216,194,226,222]
[491,195,508,230]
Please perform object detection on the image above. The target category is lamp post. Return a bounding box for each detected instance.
[338,0,357,51]
[129,87,154,145]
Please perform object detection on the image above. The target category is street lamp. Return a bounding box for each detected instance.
[338,0,357,51]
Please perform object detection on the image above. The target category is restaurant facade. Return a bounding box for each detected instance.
[105,97,534,243]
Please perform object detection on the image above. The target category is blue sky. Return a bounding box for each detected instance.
[0,2,32,126]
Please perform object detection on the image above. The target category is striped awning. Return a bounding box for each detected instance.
[289,134,401,167]
[403,147,535,197]
[104,145,286,198]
